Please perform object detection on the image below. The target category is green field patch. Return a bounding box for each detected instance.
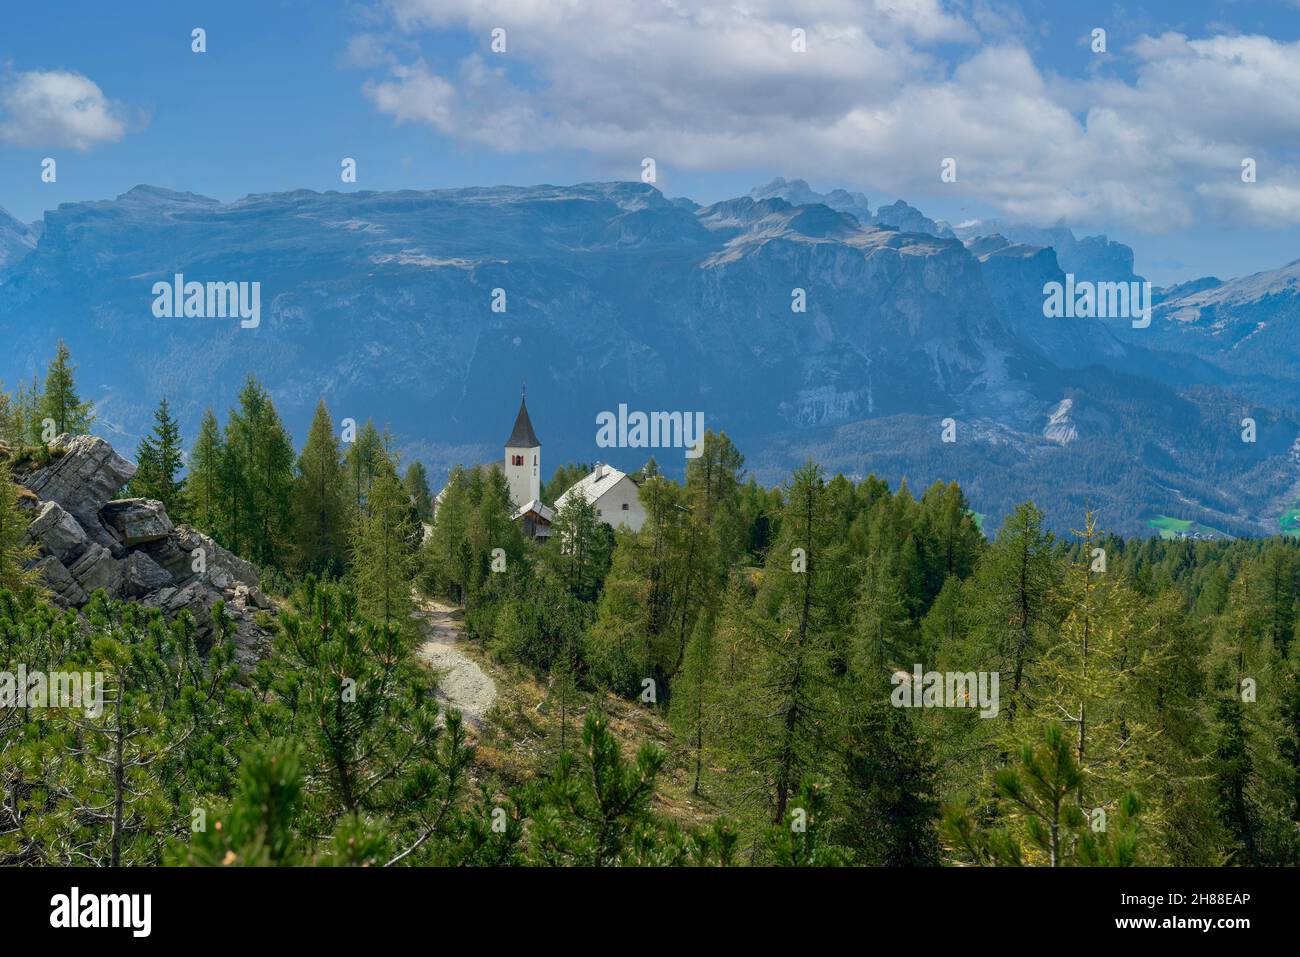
[1147,515,1227,540]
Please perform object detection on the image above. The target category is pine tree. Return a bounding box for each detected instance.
[37,340,95,437]
[263,577,473,861]
[943,723,1143,867]
[293,399,347,576]
[764,778,852,865]
[526,711,668,866]
[170,741,310,866]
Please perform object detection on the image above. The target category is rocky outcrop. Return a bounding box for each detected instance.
[26,500,87,563]
[19,434,275,667]
[101,498,173,545]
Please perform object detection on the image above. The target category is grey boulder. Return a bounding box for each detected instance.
[101,498,174,545]
[22,434,136,526]
[26,500,88,563]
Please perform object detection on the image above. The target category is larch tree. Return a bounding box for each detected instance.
[293,399,347,576]
[185,409,224,538]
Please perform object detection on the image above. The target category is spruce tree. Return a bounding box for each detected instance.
[965,501,1059,720]
[836,691,941,865]
[129,397,186,517]
[38,340,95,437]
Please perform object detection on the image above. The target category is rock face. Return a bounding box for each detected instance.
[101,498,174,545]
[19,434,275,667]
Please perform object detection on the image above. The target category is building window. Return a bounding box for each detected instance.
[597,509,602,517]
[511,454,523,466]
[622,503,629,510]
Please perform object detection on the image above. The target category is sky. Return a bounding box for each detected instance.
[4,0,1300,285]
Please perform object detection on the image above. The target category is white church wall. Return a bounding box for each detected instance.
[593,475,646,532]
[505,444,540,508]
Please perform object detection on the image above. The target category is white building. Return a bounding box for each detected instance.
[432,393,647,538]
[504,391,541,509]
[432,390,554,540]
[554,462,646,532]
[503,392,554,538]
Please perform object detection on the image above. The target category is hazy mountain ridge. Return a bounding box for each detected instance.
[0,180,1295,537]
[0,206,37,274]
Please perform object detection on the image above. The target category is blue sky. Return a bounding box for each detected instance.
[4,0,1300,284]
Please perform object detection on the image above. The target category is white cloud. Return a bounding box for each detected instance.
[0,69,131,150]
[356,3,1300,231]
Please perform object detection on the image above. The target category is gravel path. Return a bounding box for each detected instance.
[412,596,497,731]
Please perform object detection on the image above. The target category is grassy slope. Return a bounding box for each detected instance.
[450,634,727,832]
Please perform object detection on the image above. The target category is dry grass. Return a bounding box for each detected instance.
[451,636,726,830]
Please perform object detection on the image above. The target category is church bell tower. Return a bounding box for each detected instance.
[504,387,541,508]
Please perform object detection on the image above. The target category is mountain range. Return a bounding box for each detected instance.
[1,179,1297,538]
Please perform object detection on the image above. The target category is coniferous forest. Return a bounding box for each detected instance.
[3,344,1298,870]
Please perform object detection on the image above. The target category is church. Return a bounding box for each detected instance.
[503,392,553,540]
[431,391,647,539]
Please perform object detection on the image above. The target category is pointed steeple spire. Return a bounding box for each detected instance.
[506,390,540,448]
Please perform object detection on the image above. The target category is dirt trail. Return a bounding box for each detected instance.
[411,594,497,730]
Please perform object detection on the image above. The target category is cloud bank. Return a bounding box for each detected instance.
[355,0,1300,232]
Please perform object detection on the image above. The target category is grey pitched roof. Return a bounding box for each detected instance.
[505,396,540,448]
[554,464,629,509]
